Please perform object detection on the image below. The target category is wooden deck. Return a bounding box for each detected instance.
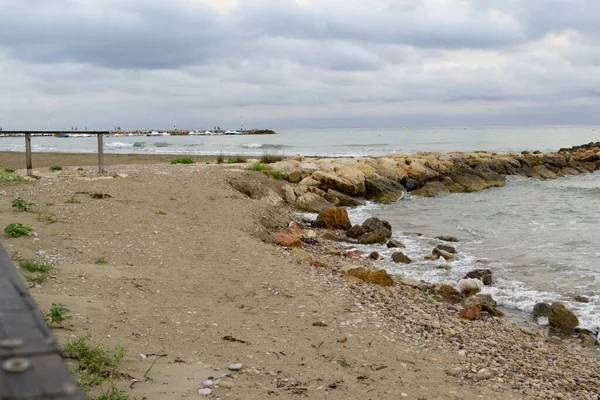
[0,243,86,399]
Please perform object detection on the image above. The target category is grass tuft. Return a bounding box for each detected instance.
[94,386,130,400]
[227,155,247,164]
[50,165,62,171]
[65,197,81,204]
[259,152,284,164]
[94,257,108,265]
[19,259,53,273]
[171,157,194,164]
[248,163,282,179]
[216,153,224,164]
[0,169,23,183]
[37,209,58,223]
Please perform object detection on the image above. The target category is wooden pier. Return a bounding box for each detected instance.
[0,131,110,175]
[0,242,85,399]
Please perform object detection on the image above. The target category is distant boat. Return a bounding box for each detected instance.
[57,134,69,138]
[224,130,243,135]
[147,131,161,136]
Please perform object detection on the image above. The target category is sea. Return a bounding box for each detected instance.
[2,125,600,335]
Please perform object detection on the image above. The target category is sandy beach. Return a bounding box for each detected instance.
[1,154,599,399]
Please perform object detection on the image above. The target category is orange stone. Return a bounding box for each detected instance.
[459,300,482,320]
[274,231,302,247]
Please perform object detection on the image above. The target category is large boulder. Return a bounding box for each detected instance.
[473,165,505,187]
[464,269,492,286]
[391,252,411,264]
[347,224,368,238]
[441,177,467,193]
[436,244,456,254]
[365,158,408,182]
[387,239,405,248]
[433,284,462,305]
[312,168,366,196]
[362,217,392,232]
[327,189,366,207]
[294,176,321,197]
[549,302,579,333]
[533,302,551,320]
[459,300,482,320]
[451,173,488,192]
[316,207,352,230]
[295,193,335,213]
[365,176,405,203]
[411,181,451,197]
[531,165,559,179]
[358,229,392,244]
[274,231,302,247]
[432,247,455,261]
[344,267,393,286]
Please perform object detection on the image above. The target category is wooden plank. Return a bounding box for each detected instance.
[98,132,105,173]
[0,243,86,399]
[25,133,32,176]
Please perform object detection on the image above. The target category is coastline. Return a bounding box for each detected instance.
[1,155,599,398]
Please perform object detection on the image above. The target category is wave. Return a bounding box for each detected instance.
[242,143,290,149]
[105,142,134,148]
[154,142,172,147]
[133,142,146,148]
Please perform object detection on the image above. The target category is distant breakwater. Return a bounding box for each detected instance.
[267,142,600,212]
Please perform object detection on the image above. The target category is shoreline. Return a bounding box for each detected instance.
[1,154,600,398]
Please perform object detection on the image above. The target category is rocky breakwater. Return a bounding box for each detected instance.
[265,142,600,209]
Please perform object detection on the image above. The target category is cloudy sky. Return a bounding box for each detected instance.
[0,0,598,130]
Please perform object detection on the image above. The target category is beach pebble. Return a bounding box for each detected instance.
[228,363,243,370]
[202,380,213,387]
[219,380,235,389]
[430,321,441,329]
[198,388,212,395]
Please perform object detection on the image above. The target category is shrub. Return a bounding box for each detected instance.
[50,165,62,171]
[4,223,33,237]
[45,303,72,327]
[0,169,22,183]
[171,157,194,164]
[4,168,15,173]
[227,155,247,164]
[259,152,284,164]
[11,197,34,212]
[95,257,108,265]
[216,153,224,164]
[77,167,84,171]
[19,259,53,273]
[64,333,126,383]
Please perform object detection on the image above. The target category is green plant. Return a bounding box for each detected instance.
[77,167,84,171]
[95,257,108,265]
[25,272,50,284]
[19,259,53,273]
[205,161,211,164]
[248,163,282,179]
[216,153,224,164]
[75,191,90,195]
[270,170,283,180]
[227,155,247,164]
[259,152,284,164]
[4,222,33,237]
[94,385,130,400]
[155,210,166,215]
[65,197,81,204]
[171,157,194,165]
[45,303,72,327]
[64,333,127,386]
[37,209,58,223]
[0,169,22,183]
[50,165,62,171]
[11,197,34,212]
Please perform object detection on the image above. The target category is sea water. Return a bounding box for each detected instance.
[2,125,600,333]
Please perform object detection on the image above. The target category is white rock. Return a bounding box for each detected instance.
[202,380,213,387]
[456,278,483,294]
[228,363,243,370]
[198,388,212,395]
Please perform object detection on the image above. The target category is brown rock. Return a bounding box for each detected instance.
[459,300,482,320]
[432,247,455,261]
[436,236,459,242]
[411,181,451,197]
[433,284,463,305]
[345,267,393,286]
[310,260,335,268]
[368,251,381,260]
[357,229,391,244]
[464,269,492,286]
[391,252,411,264]
[295,192,335,213]
[451,173,488,192]
[347,225,368,238]
[274,231,302,247]
[317,207,352,230]
[287,221,307,237]
[291,248,313,263]
[327,189,366,207]
[465,294,504,317]
[387,239,405,248]
[549,302,579,333]
[580,334,599,348]
[436,244,456,254]
[344,251,361,259]
[343,274,364,284]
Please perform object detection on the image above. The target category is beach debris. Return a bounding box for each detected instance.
[463,269,493,286]
[344,267,393,286]
[391,252,411,264]
[222,336,250,344]
[228,363,243,371]
[316,207,352,230]
[459,300,482,320]
[90,192,111,199]
[456,278,483,296]
[549,302,579,333]
[312,321,328,327]
[386,239,405,248]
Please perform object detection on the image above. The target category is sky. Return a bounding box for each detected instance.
[0,0,599,130]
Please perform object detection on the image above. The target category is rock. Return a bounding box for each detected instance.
[283,185,297,204]
[358,229,392,244]
[466,294,504,317]
[451,173,488,192]
[295,192,335,213]
[574,295,589,303]
[580,333,599,347]
[202,380,213,387]
[432,247,455,261]
[198,388,212,395]
[386,239,405,248]
[274,231,302,247]
[365,176,405,203]
[464,269,492,286]
[533,302,551,319]
[344,251,361,259]
[436,264,452,271]
[310,260,335,268]
[347,225,368,238]
[287,221,307,237]
[291,248,313,263]
[411,181,451,197]
[549,302,579,333]
[436,236,459,242]
[344,267,393,286]
[362,217,392,232]
[343,274,364,284]
[404,178,419,191]
[228,363,243,370]
[327,189,366,207]
[436,244,456,254]
[442,328,456,336]
[316,207,352,230]
[312,170,366,196]
[456,278,483,296]
[459,300,482,320]
[433,284,463,305]
[219,381,235,389]
[368,251,380,260]
[391,252,411,264]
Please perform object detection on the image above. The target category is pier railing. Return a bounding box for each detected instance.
[0,241,86,399]
[0,131,110,175]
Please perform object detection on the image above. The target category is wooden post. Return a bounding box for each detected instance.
[97,133,104,173]
[25,133,32,176]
